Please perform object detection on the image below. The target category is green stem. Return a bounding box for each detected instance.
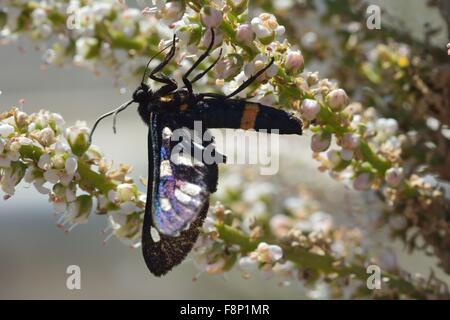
[216,223,425,299]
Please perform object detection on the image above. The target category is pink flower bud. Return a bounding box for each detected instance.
[326,88,348,111]
[200,6,223,28]
[311,133,331,153]
[236,23,255,44]
[284,49,304,74]
[353,173,371,191]
[385,167,403,187]
[300,99,320,121]
[341,132,360,149]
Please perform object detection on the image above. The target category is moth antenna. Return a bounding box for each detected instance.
[89,99,133,144]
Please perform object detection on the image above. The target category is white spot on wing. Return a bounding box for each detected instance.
[150,227,161,242]
[180,182,202,196]
[171,152,194,166]
[174,189,191,204]
[162,127,172,140]
[160,160,172,177]
[160,198,172,211]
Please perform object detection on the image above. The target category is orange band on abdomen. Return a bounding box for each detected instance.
[240,104,259,130]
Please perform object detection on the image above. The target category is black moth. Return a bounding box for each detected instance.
[90,29,302,276]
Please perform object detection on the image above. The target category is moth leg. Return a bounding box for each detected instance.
[182,28,216,94]
[152,73,178,96]
[225,57,275,98]
[190,48,223,84]
[148,34,177,78]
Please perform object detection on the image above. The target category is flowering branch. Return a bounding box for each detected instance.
[1,0,449,297]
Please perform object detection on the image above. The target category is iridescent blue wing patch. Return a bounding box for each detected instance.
[141,113,219,276]
[153,126,210,236]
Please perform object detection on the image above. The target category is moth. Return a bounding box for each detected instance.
[90,29,302,276]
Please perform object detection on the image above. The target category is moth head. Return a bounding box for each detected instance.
[133,83,152,104]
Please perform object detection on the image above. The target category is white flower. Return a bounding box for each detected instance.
[33,178,50,194]
[202,217,217,233]
[244,54,277,81]
[284,49,304,74]
[200,6,222,28]
[43,169,60,184]
[251,13,284,44]
[0,123,14,137]
[38,153,51,170]
[66,195,93,224]
[327,149,341,167]
[341,133,360,150]
[326,89,348,111]
[214,55,242,80]
[75,37,98,59]
[251,242,283,264]
[65,156,78,176]
[301,99,321,121]
[116,183,136,202]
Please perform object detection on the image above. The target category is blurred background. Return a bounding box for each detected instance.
[0,0,449,299]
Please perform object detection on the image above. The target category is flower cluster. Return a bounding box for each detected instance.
[0,108,144,246]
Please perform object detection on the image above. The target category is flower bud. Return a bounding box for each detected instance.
[311,132,331,153]
[326,88,348,111]
[353,173,371,191]
[66,122,90,156]
[284,49,304,74]
[385,167,403,187]
[38,127,56,146]
[159,0,185,24]
[300,99,320,121]
[341,132,360,150]
[236,23,255,44]
[200,6,223,28]
[14,111,28,128]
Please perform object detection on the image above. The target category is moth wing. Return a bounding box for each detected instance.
[141,113,219,276]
